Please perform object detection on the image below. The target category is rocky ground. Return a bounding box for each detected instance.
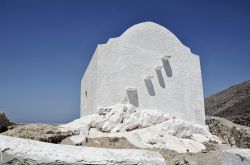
[2,124,72,144]
[61,136,137,149]
[205,80,250,126]
[0,124,246,165]
[0,111,240,165]
[206,116,250,148]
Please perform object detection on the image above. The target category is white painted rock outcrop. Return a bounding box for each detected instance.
[222,149,250,165]
[0,135,165,165]
[60,104,221,153]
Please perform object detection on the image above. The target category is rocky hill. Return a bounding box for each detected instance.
[0,112,12,133]
[205,80,250,126]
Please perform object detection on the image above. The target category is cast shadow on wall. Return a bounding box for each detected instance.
[126,88,139,107]
[155,67,165,88]
[144,78,156,96]
[162,59,172,77]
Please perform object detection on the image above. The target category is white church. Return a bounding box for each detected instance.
[81,22,205,125]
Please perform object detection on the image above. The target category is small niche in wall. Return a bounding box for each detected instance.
[161,56,171,61]
[126,88,139,107]
[85,90,87,98]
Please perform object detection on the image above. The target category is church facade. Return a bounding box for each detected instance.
[81,22,205,125]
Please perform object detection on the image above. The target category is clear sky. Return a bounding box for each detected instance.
[0,0,249,123]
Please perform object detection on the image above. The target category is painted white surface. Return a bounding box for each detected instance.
[0,135,165,165]
[81,48,98,116]
[222,149,250,165]
[81,22,205,125]
[61,104,221,153]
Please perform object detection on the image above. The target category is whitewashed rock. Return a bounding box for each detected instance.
[222,149,250,165]
[60,104,221,153]
[139,109,170,128]
[60,114,98,134]
[0,135,165,165]
[70,135,87,145]
[127,122,207,153]
[161,119,211,138]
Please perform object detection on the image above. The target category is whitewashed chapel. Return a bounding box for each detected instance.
[81,22,205,125]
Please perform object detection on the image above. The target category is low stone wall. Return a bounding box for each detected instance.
[206,116,250,148]
[222,149,250,165]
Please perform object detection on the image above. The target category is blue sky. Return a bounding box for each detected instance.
[0,0,249,123]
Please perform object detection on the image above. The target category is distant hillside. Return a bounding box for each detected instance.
[205,80,250,126]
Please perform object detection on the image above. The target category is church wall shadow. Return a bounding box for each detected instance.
[126,88,139,107]
[156,68,165,88]
[144,79,155,96]
[162,59,172,77]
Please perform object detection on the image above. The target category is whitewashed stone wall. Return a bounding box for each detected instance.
[81,22,205,125]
